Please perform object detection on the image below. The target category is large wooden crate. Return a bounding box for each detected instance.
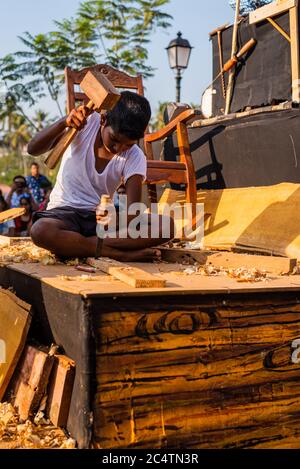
[1,260,300,448]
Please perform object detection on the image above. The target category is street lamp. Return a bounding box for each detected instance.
[166,31,192,103]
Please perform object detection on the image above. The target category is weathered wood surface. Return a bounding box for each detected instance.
[7,262,300,297]
[93,298,300,448]
[160,247,297,274]
[46,354,75,427]
[0,289,32,401]
[8,344,55,421]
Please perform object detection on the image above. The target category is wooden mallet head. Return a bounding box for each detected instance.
[44,71,121,169]
[80,70,121,111]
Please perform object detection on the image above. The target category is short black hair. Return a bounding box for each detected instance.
[31,162,39,167]
[13,175,27,184]
[106,91,151,140]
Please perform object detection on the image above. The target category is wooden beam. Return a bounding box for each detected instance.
[267,17,291,42]
[290,6,300,102]
[249,0,297,25]
[160,248,297,275]
[46,354,75,427]
[87,257,166,288]
[8,344,55,421]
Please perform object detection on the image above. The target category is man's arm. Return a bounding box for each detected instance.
[27,116,68,156]
[27,105,89,156]
[125,174,144,223]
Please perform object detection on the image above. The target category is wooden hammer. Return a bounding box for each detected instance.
[44,71,121,169]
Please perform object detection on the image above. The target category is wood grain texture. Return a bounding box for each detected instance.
[160,247,297,274]
[0,208,25,223]
[8,345,54,421]
[0,289,32,401]
[87,257,166,288]
[92,300,300,448]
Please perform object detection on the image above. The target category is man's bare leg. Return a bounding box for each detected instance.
[30,218,170,261]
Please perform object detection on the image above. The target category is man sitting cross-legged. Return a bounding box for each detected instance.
[27,92,174,261]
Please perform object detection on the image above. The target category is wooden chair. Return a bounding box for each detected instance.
[65,64,198,218]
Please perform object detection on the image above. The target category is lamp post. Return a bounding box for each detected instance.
[166,32,192,103]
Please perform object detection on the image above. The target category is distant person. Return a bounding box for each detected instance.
[13,195,33,237]
[26,162,51,204]
[0,197,15,236]
[6,175,39,210]
[38,180,53,211]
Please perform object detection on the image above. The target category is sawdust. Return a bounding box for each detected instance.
[0,241,57,265]
[0,402,76,449]
[181,263,269,282]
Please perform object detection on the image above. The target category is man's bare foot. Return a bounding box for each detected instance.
[120,248,161,263]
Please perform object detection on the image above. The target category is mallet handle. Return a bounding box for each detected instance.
[44,100,94,169]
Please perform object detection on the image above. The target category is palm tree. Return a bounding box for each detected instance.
[3,113,32,174]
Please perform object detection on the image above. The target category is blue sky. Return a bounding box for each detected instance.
[0,0,233,116]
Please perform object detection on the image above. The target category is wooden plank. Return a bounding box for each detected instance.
[7,261,300,298]
[160,247,297,274]
[87,257,166,288]
[8,344,55,421]
[249,0,297,25]
[0,289,32,401]
[0,208,25,224]
[191,102,293,129]
[46,354,75,427]
[290,6,300,102]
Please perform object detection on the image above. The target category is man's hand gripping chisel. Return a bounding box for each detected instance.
[95,194,114,259]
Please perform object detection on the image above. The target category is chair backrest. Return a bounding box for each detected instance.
[65,64,144,113]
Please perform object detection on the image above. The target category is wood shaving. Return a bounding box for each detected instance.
[0,403,76,449]
[0,241,57,265]
[197,265,268,282]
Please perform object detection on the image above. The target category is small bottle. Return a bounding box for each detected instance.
[96,194,116,239]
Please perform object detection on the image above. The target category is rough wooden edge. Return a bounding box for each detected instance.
[191,102,295,128]
[87,257,166,288]
[160,248,297,274]
[249,0,297,24]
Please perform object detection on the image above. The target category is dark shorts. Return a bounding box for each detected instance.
[32,206,97,237]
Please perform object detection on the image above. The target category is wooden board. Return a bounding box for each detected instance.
[8,344,55,421]
[160,248,297,274]
[6,261,300,297]
[92,298,300,448]
[249,0,297,24]
[159,183,300,260]
[0,289,32,401]
[87,257,166,288]
[46,354,75,427]
[0,208,25,224]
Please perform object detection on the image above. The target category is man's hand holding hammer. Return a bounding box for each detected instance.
[27,105,90,156]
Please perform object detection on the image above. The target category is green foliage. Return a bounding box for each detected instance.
[229,0,272,15]
[0,0,172,179]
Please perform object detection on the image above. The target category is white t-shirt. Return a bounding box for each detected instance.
[47,112,147,211]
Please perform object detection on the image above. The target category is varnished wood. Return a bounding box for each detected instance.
[144,109,199,143]
[65,65,198,211]
[65,64,144,114]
